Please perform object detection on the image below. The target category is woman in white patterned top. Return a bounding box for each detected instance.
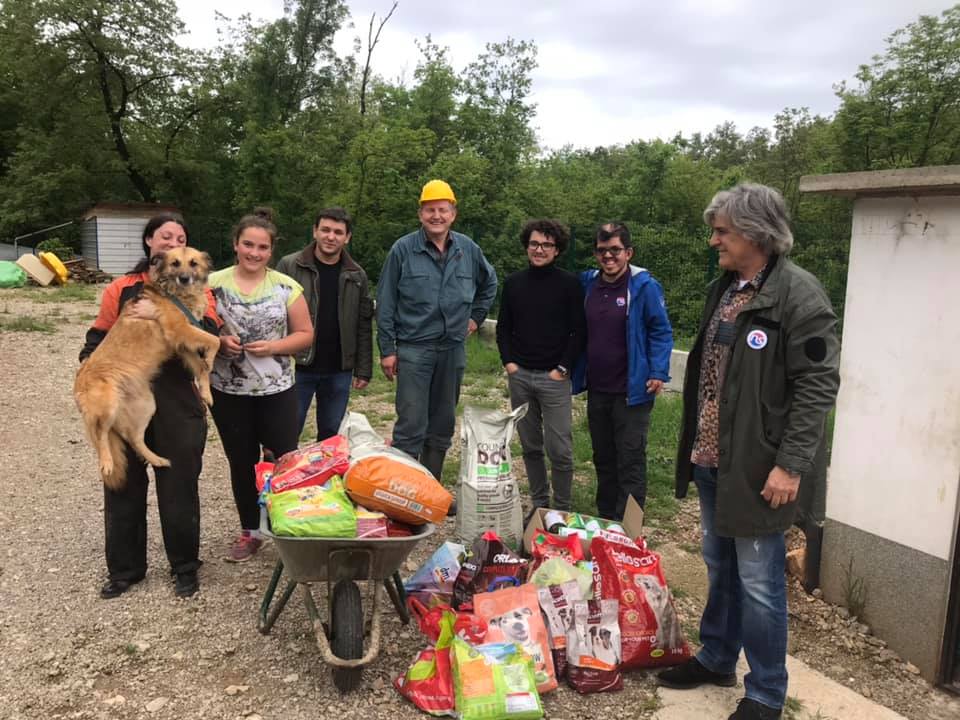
[209,210,314,562]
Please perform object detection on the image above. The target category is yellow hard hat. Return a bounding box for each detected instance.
[419,179,457,205]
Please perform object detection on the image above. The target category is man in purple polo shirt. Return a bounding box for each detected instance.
[571,222,673,518]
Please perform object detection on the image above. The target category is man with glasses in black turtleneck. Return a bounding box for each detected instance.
[496,219,586,517]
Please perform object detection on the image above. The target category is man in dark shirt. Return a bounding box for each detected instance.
[572,223,673,518]
[497,219,586,512]
[277,207,374,441]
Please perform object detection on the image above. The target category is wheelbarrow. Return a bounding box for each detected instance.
[257,509,436,692]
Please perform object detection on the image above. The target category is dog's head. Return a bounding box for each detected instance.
[489,608,533,643]
[635,574,667,607]
[149,247,212,293]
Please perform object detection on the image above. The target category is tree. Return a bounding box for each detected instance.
[834,4,960,169]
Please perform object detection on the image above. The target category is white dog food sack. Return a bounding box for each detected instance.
[456,404,527,549]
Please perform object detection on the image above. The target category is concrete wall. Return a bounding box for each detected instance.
[0,243,34,261]
[822,520,951,680]
[822,194,960,681]
[827,195,960,562]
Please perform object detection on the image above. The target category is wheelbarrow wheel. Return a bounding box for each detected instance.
[330,579,364,693]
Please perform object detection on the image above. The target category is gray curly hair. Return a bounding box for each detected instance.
[703,183,794,255]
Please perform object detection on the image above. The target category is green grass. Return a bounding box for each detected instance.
[7,284,97,303]
[0,315,56,332]
[782,696,804,720]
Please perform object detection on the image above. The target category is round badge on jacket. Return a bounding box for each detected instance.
[746,329,768,350]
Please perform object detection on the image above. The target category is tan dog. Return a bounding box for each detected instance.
[74,247,221,489]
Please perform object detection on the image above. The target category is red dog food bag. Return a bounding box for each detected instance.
[529,530,584,574]
[473,582,557,694]
[565,599,623,694]
[591,536,691,669]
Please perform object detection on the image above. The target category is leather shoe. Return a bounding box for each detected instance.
[100,576,144,599]
[174,571,199,598]
[656,657,737,689]
[729,698,782,719]
[446,500,457,517]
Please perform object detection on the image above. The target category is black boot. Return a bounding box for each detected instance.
[420,446,456,516]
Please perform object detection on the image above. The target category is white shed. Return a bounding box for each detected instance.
[800,166,960,690]
[80,203,180,275]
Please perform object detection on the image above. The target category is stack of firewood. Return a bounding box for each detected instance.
[64,258,112,284]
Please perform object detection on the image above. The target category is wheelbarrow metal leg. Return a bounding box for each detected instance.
[384,572,410,625]
[258,560,296,634]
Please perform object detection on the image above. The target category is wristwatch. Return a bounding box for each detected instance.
[556,365,569,377]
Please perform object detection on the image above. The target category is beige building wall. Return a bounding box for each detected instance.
[827,195,960,562]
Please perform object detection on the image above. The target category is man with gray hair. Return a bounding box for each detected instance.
[658,183,840,720]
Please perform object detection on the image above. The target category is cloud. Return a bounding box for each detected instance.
[178,0,954,148]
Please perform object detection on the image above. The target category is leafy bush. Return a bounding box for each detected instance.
[36,237,76,261]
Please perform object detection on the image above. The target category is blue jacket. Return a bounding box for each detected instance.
[376,228,497,355]
[572,265,673,406]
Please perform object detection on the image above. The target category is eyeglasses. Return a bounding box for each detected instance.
[594,246,626,257]
[528,241,557,251]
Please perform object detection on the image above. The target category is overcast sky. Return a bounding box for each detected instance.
[176,0,952,150]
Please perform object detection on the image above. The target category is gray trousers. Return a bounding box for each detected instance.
[507,367,574,511]
[392,342,466,459]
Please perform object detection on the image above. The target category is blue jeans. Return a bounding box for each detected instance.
[294,369,353,442]
[392,342,465,458]
[694,465,788,711]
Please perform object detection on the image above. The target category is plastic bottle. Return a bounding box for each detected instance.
[543,510,567,534]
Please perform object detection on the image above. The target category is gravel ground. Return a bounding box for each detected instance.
[1,286,958,720]
[0,288,659,720]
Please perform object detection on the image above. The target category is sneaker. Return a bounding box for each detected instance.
[174,570,199,598]
[728,698,781,720]
[99,574,145,599]
[657,657,737,689]
[226,533,263,563]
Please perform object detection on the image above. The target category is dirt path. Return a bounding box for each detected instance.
[1,286,957,720]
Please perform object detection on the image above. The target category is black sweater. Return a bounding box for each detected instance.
[496,263,586,371]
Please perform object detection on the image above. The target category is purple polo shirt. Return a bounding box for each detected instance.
[586,271,629,393]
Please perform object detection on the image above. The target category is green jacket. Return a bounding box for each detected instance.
[276,245,374,380]
[675,255,841,537]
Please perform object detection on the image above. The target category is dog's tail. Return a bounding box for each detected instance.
[102,430,128,490]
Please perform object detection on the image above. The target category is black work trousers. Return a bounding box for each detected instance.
[587,391,654,519]
[103,362,206,581]
[210,386,300,530]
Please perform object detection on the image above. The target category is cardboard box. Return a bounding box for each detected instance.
[16,254,55,286]
[522,496,644,559]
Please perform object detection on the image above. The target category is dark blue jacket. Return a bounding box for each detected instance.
[572,266,673,405]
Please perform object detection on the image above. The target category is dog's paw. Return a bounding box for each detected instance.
[152,457,172,468]
[200,390,213,407]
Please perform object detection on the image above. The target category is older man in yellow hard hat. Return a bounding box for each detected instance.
[376,180,498,513]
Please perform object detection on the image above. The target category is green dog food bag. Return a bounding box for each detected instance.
[451,637,542,720]
[266,476,357,537]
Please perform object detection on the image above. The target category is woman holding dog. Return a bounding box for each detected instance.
[79,213,220,600]
[209,210,314,562]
